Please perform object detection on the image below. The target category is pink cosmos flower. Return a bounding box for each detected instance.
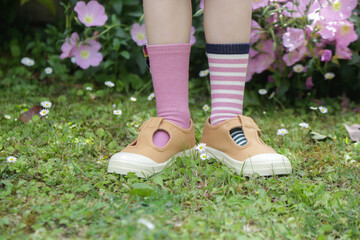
[320,0,358,21]
[336,45,352,59]
[282,28,305,52]
[305,77,314,90]
[72,39,103,69]
[190,26,196,46]
[60,32,79,59]
[321,50,332,62]
[131,23,147,46]
[252,0,269,10]
[283,0,320,18]
[200,0,204,9]
[74,1,108,27]
[334,20,358,47]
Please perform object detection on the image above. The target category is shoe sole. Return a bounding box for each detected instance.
[107,148,196,178]
[205,147,292,176]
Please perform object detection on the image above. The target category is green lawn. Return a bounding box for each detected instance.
[1,82,360,239]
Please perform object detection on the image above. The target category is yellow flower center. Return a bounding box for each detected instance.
[81,50,90,59]
[332,1,342,11]
[84,14,94,24]
[341,25,351,35]
[137,32,145,40]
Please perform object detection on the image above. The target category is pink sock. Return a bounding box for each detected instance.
[147,43,191,148]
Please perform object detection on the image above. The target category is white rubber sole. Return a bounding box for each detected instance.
[205,147,292,176]
[107,148,196,178]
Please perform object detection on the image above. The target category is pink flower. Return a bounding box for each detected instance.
[321,50,332,62]
[200,0,204,9]
[250,20,263,44]
[320,0,358,21]
[335,20,358,47]
[283,0,321,18]
[190,26,196,46]
[72,39,103,69]
[282,28,305,52]
[252,0,269,10]
[283,45,307,66]
[74,1,108,27]
[131,23,147,46]
[60,32,79,59]
[336,45,352,59]
[305,77,314,90]
[248,39,275,74]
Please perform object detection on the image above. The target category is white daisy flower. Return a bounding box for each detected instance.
[4,115,11,120]
[21,57,35,66]
[71,57,76,63]
[324,72,335,80]
[258,89,268,95]
[7,156,17,163]
[202,104,210,112]
[277,129,288,136]
[309,106,318,110]
[44,67,53,74]
[199,69,209,77]
[112,104,116,108]
[40,101,52,108]
[263,111,267,115]
[39,109,49,116]
[86,87,93,91]
[130,97,137,102]
[319,106,328,114]
[293,64,304,73]
[113,109,122,115]
[299,122,309,128]
[14,118,17,121]
[138,218,155,230]
[147,93,155,101]
[196,143,207,153]
[104,81,115,88]
[200,153,210,161]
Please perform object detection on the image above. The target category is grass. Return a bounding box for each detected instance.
[0,81,360,239]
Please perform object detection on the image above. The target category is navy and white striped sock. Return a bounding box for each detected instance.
[230,128,248,146]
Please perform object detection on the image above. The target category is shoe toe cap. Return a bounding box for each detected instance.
[109,152,159,166]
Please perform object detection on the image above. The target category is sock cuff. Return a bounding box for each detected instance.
[206,43,250,55]
[147,43,191,55]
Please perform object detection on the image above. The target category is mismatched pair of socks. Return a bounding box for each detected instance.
[147,43,248,148]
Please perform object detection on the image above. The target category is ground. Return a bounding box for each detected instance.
[0,82,359,239]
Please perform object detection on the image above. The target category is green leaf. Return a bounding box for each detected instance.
[10,39,21,57]
[113,38,121,51]
[128,73,143,90]
[193,9,203,17]
[152,176,163,188]
[36,0,56,15]
[130,183,154,197]
[96,128,105,138]
[120,51,130,60]
[20,0,31,5]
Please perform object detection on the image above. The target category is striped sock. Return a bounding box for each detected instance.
[206,43,250,146]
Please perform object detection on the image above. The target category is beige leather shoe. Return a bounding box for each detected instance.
[201,115,292,176]
[108,117,196,178]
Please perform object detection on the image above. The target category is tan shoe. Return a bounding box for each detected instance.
[201,115,292,176]
[107,117,196,178]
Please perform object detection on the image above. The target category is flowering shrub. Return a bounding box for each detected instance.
[2,0,359,102]
[245,0,359,100]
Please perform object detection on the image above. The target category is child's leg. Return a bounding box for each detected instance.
[204,0,251,146]
[144,0,192,148]
[201,1,292,176]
